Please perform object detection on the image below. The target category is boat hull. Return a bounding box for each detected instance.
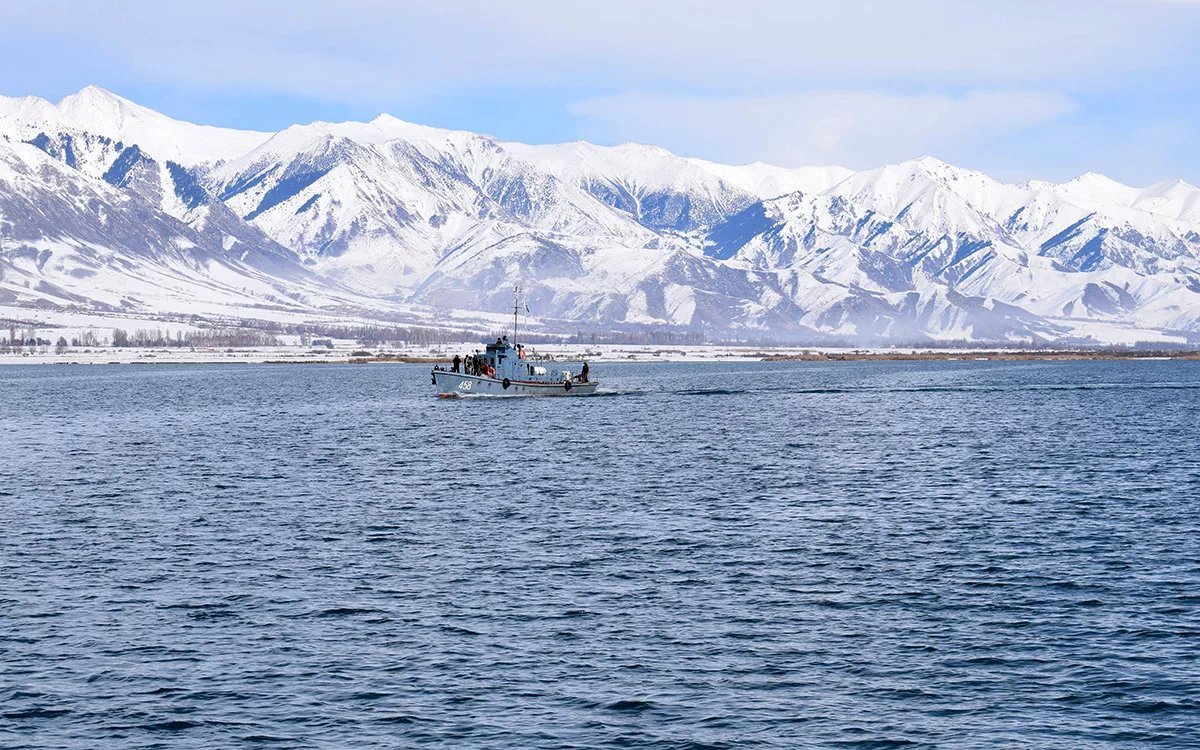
[433,370,599,396]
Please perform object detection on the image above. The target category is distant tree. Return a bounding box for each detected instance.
[112,328,129,347]
[55,336,68,354]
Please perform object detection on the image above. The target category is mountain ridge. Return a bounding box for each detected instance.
[2,85,1199,345]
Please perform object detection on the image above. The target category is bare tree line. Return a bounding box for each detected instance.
[109,328,282,347]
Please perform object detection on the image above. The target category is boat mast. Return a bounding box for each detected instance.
[512,284,520,347]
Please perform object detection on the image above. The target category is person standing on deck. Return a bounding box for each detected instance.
[452,354,461,373]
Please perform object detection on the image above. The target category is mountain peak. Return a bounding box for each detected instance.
[369,113,411,127]
[0,93,60,124]
[912,155,952,168]
[613,142,675,158]
[859,156,984,187]
[57,85,176,144]
[904,155,986,180]
[1069,171,1116,183]
[63,84,125,102]
[1063,171,1134,191]
[1057,171,1139,206]
[363,112,484,146]
[47,84,271,165]
[58,85,148,119]
[1143,177,1198,194]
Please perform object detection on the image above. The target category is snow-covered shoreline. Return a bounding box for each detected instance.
[0,343,797,366]
[4,342,1197,367]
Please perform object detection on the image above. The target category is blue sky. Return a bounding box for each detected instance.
[2,0,1198,184]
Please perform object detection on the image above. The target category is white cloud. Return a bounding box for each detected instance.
[569,90,1079,168]
[2,0,1196,103]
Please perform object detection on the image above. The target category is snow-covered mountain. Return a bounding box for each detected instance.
[703,158,1200,338]
[3,85,1200,344]
[0,137,350,316]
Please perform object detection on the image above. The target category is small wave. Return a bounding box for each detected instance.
[606,699,655,712]
[142,719,203,732]
[102,718,205,732]
[374,714,428,724]
[161,602,231,610]
[308,606,378,618]
[3,707,71,720]
[790,387,856,394]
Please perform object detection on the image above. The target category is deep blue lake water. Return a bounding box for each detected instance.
[2,360,1199,748]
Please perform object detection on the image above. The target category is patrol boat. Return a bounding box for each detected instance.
[431,337,598,396]
[430,288,598,396]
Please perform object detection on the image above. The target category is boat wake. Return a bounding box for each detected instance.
[675,388,750,396]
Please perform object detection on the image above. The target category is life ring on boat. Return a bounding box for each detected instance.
[502,378,511,390]
[563,379,573,391]
[486,366,496,378]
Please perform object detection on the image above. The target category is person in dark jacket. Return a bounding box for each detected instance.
[581,361,590,382]
[452,354,461,373]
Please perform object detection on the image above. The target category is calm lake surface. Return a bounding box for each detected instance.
[2,360,1199,749]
